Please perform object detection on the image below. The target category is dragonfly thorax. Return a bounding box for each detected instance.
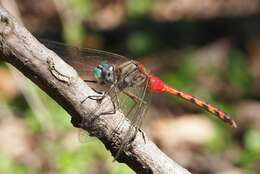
[93,63,116,84]
[93,61,147,89]
[116,61,147,90]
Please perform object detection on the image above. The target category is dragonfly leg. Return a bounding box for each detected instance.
[127,126,147,146]
[113,92,138,134]
[97,85,118,115]
[80,85,117,124]
[114,91,149,159]
[84,79,98,83]
[79,87,118,138]
[80,93,104,104]
[81,79,105,103]
[94,91,117,116]
[80,86,105,104]
[122,91,147,105]
[81,82,116,103]
[122,90,148,143]
[113,98,139,160]
[113,87,121,110]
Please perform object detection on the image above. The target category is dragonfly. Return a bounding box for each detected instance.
[43,40,237,159]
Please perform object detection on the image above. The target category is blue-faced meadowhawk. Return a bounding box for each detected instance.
[43,40,237,159]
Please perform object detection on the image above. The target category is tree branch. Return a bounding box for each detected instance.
[0,7,191,174]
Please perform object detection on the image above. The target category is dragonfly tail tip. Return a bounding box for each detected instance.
[231,121,238,128]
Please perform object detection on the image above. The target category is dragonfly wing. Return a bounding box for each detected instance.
[113,78,151,159]
[42,40,128,90]
[123,79,151,128]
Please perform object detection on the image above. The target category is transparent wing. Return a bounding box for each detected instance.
[113,78,151,159]
[118,80,151,124]
[42,40,128,90]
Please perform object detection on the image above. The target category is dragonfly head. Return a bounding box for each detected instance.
[93,63,115,84]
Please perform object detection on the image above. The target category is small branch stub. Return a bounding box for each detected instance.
[47,56,72,84]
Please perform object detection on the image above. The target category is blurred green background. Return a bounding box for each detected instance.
[0,0,260,174]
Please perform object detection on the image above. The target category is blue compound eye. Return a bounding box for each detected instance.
[93,67,102,81]
[101,63,110,69]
